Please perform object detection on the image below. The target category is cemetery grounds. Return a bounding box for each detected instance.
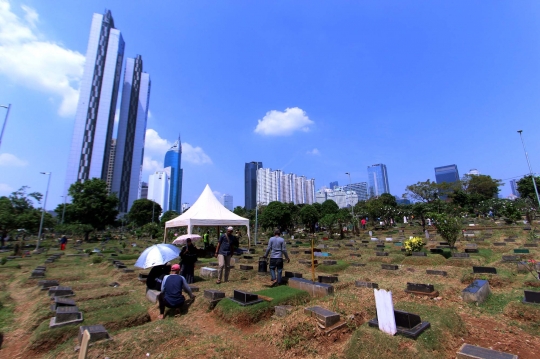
[1,223,540,359]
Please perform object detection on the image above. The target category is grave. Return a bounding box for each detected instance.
[284,271,303,278]
[38,280,59,290]
[48,286,74,298]
[452,253,470,258]
[462,279,491,303]
[50,297,77,311]
[314,252,331,257]
[200,267,218,278]
[456,343,518,359]
[361,240,369,243]
[426,269,447,276]
[229,289,264,306]
[514,249,530,254]
[504,238,516,243]
[376,244,385,248]
[523,290,540,304]
[472,266,497,274]
[355,281,378,289]
[318,275,338,284]
[350,263,366,267]
[122,268,134,273]
[274,305,294,317]
[289,250,299,254]
[288,278,334,297]
[204,289,225,301]
[49,306,83,328]
[502,255,519,262]
[524,243,538,247]
[78,325,111,344]
[146,289,160,303]
[376,252,389,257]
[430,248,444,254]
[412,252,427,257]
[350,253,361,257]
[31,270,45,278]
[394,242,403,247]
[368,309,431,339]
[405,283,439,297]
[493,242,506,246]
[465,248,479,253]
[304,306,340,328]
[239,265,254,271]
[138,273,148,282]
[381,264,398,270]
[322,260,337,265]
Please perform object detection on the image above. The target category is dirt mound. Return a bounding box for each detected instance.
[504,301,540,323]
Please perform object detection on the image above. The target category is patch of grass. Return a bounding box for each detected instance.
[318,260,350,273]
[0,289,14,333]
[116,254,140,260]
[469,292,522,315]
[474,248,496,263]
[215,286,309,324]
[401,255,447,266]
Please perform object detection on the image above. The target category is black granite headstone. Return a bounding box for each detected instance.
[472,266,497,274]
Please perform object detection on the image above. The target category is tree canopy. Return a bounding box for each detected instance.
[258,201,291,231]
[128,199,162,227]
[517,175,540,206]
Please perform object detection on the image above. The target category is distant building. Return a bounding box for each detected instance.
[140,182,148,199]
[329,181,339,190]
[510,179,520,197]
[244,161,262,210]
[316,186,358,208]
[105,139,116,193]
[343,182,368,201]
[367,164,390,198]
[164,138,183,213]
[435,164,460,184]
[181,203,190,213]
[395,196,411,205]
[220,194,233,211]
[147,168,171,212]
[467,169,480,176]
[256,167,315,205]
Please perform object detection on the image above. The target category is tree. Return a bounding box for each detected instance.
[299,205,319,233]
[429,213,462,249]
[128,199,162,227]
[160,210,179,227]
[379,193,397,207]
[319,214,336,238]
[404,180,441,203]
[517,175,540,207]
[142,222,161,239]
[335,208,352,239]
[461,174,502,200]
[67,178,119,232]
[320,200,339,217]
[258,201,291,231]
[233,206,246,217]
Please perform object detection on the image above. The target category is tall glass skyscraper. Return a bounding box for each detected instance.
[65,10,124,196]
[164,139,183,213]
[367,164,390,198]
[434,164,460,184]
[244,161,262,210]
[111,55,151,212]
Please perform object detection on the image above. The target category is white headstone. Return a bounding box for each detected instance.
[374,289,397,335]
[403,216,407,224]
[369,231,373,237]
[425,230,430,239]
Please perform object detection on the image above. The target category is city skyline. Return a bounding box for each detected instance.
[1,1,539,210]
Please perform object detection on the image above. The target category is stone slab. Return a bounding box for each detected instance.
[426,269,447,276]
[504,238,516,243]
[381,264,398,270]
[453,253,470,258]
[412,252,427,257]
[524,243,538,248]
[430,248,444,254]
[288,277,333,298]
[502,255,520,262]
[200,267,218,278]
[473,266,497,274]
[274,305,294,317]
[55,306,81,322]
[48,286,74,297]
[318,275,338,284]
[49,312,83,328]
[523,290,540,304]
[204,289,225,301]
[304,306,340,328]
[514,249,530,254]
[355,281,378,289]
[284,271,303,278]
[493,242,506,246]
[350,262,366,267]
[456,343,518,359]
[322,260,337,265]
[462,279,491,303]
[368,311,430,339]
[239,265,254,270]
[231,289,262,306]
[406,283,435,294]
[465,249,479,253]
[78,325,110,344]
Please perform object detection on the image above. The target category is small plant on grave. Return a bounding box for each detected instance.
[92,256,103,264]
[528,229,539,242]
[84,249,92,254]
[404,236,425,254]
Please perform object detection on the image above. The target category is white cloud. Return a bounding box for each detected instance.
[0,183,13,194]
[0,1,85,117]
[254,107,314,136]
[306,148,320,155]
[142,155,162,174]
[0,152,28,166]
[182,142,213,165]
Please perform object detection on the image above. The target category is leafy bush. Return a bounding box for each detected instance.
[92,256,103,264]
[404,236,425,253]
[0,257,6,265]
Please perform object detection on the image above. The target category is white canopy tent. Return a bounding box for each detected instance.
[164,184,250,244]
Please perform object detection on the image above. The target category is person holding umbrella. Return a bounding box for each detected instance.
[180,238,198,284]
[158,264,195,319]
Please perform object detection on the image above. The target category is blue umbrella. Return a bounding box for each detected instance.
[134,244,180,269]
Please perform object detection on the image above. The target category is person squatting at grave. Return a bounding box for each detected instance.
[158,264,195,319]
[146,264,172,291]
[264,229,290,286]
[180,238,198,284]
[59,235,68,250]
[215,226,239,284]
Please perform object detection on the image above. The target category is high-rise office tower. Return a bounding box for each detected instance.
[140,182,148,199]
[343,182,368,201]
[435,164,460,184]
[105,139,116,193]
[510,179,519,197]
[220,194,233,211]
[147,168,171,212]
[111,55,151,212]
[256,167,315,205]
[329,181,338,190]
[164,138,183,212]
[367,164,390,198]
[65,10,125,195]
[244,161,262,210]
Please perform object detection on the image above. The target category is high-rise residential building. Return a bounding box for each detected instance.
[65,10,125,196]
[147,168,171,213]
[435,164,460,184]
[105,139,116,193]
[315,187,357,208]
[220,194,233,211]
[111,55,151,212]
[510,179,520,197]
[329,181,338,190]
[256,167,315,205]
[244,161,262,210]
[140,181,148,199]
[343,182,368,201]
[367,164,390,198]
[164,138,183,213]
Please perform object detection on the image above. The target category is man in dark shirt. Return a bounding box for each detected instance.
[264,229,290,286]
[158,264,195,319]
[215,226,238,284]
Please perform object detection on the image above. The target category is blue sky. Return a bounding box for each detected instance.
[1,0,540,211]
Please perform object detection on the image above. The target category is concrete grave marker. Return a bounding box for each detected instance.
[78,325,110,344]
[504,238,516,243]
[284,271,303,278]
[430,248,444,254]
[523,290,540,304]
[524,243,538,247]
[355,281,378,289]
[381,264,398,270]
[274,305,294,317]
[230,290,263,306]
[462,279,491,303]
[473,266,497,274]
[350,262,366,267]
[405,283,439,297]
[412,252,426,257]
[239,265,254,271]
[376,252,389,257]
[318,275,338,284]
[514,248,530,254]
[48,286,74,298]
[204,290,225,301]
[145,290,160,303]
[373,289,397,335]
[502,255,519,262]
[38,280,59,290]
[50,306,83,328]
[452,253,470,258]
[493,242,506,246]
[456,343,517,359]
[288,277,333,297]
[200,267,218,278]
[51,297,76,311]
[465,248,479,253]
[322,260,337,265]
[304,306,340,328]
[426,269,447,276]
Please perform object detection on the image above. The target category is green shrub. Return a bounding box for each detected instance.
[0,257,6,265]
[91,256,103,264]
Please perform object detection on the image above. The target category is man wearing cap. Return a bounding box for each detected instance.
[215,226,238,284]
[158,264,195,319]
[264,229,290,286]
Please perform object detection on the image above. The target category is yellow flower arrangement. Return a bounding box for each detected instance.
[404,236,425,254]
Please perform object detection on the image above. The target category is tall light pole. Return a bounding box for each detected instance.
[0,104,11,149]
[36,172,52,250]
[517,130,540,209]
[345,172,354,217]
[254,162,260,246]
[60,195,67,224]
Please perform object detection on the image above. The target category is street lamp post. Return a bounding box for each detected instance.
[517,130,540,209]
[345,172,354,217]
[254,162,260,246]
[36,172,52,250]
[0,104,11,149]
[60,195,67,224]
